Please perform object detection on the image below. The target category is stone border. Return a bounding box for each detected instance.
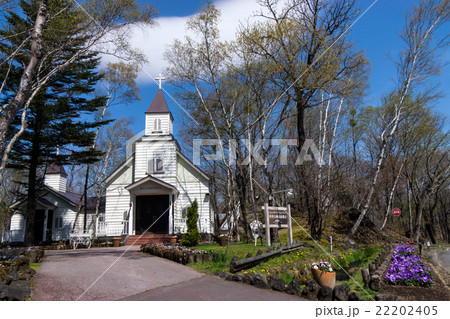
[0,247,45,300]
[141,244,218,265]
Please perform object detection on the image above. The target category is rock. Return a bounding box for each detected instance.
[317,286,333,301]
[361,269,370,288]
[231,275,243,282]
[0,275,13,286]
[251,274,270,289]
[243,275,252,285]
[267,275,285,292]
[0,283,8,300]
[214,271,232,280]
[245,253,253,259]
[301,280,320,300]
[18,271,32,281]
[349,292,364,301]
[369,263,376,275]
[7,280,30,301]
[286,279,302,296]
[375,294,397,301]
[369,275,381,291]
[203,254,213,263]
[333,285,350,301]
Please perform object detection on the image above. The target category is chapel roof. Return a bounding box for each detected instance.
[45,162,67,177]
[146,89,170,113]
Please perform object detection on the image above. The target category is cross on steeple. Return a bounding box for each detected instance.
[155,73,165,89]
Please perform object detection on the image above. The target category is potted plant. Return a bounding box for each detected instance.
[218,234,229,246]
[311,262,336,289]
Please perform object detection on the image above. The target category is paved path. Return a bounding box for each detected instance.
[437,249,450,272]
[33,246,304,301]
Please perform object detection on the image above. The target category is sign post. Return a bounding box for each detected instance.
[287,204,293,245]
[392,208,401,217]
[263,203,292,247]
[264,203,271,247]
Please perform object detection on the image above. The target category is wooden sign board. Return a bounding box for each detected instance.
[261,206,288,227]
[263,204,293,247]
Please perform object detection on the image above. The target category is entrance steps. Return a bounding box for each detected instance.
[126,234,176,246]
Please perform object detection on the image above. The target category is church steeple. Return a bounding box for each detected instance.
[44,162,67,192]
[145,75,173,136]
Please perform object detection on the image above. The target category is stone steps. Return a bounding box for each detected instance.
[126,234,176,246]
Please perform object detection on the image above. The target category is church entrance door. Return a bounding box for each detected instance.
[135,195,169,234]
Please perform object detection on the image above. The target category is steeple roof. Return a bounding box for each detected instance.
[146,89,170,113]
[46,162,67,177]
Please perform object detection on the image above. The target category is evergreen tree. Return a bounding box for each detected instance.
[182,200,201,247]
[2,0,108,245]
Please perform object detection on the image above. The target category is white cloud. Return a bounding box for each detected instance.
[107,0,262,84]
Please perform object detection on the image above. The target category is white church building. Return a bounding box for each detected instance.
[2,84,214,244]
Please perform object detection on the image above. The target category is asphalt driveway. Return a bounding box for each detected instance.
[32,246,304,301]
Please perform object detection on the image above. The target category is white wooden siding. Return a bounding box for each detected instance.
[145,113,172,135]
[105,160,133,234]
[44,174,67,192]
[135,139,177,183]
[175,154,213,234]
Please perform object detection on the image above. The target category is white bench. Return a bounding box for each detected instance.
[69,231,92,249]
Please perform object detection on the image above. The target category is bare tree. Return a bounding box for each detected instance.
[346,0,449,240]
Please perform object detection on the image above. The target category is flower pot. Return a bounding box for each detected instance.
[311,267,336,289]
[112,238,121,247]
[218,237,228,246]
[169,236,177,244]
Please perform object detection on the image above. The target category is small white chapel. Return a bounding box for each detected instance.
[3,79,213,244]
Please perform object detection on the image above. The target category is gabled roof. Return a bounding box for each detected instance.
[125,175,178,194]
[105,155,134,185]
[176,150,210,181]
[10,185,105,211]
[46,162,67,177]
[146,89,170,113]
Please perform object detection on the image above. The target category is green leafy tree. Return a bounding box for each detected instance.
[3,0,110,245]
[182,200,201,247]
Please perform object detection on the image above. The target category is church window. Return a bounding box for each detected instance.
[155,158,164,172]
[153,118,161,132]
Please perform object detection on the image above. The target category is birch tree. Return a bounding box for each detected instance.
[346,0,449,240]
[0,0,156,185]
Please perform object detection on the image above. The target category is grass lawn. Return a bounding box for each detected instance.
[30,263,41,273]
[187,240,381,300]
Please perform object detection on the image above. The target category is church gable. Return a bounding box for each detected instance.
[176,152,209,184]
[105,156,134,187]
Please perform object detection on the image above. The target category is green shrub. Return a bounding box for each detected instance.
[181,200,201,247]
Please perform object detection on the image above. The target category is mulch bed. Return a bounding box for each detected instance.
[380,260,450,301]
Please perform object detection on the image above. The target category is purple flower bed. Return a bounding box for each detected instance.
[385,245,433,287]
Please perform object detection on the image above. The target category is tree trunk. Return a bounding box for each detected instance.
[413,200,425,243]
[381,163,404,231]
[0,0,47,184]
[24,115,43,246]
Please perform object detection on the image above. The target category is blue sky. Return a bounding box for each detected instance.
[109,0,449,142]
